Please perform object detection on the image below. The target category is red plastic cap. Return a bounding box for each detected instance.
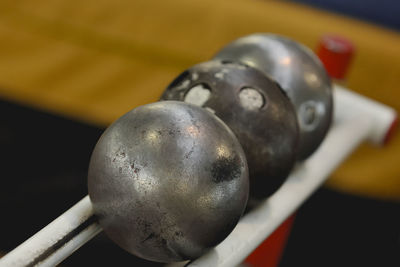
[317,35,355,80]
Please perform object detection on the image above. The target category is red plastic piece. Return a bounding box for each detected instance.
[244,214,296,267]
[317,35,355,80]
[383,115,399,145]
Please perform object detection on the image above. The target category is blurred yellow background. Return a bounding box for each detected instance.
[0,0,399,200]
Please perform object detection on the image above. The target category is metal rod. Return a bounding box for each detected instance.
[0,196,102,267]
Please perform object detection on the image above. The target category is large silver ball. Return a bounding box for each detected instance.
[214,34,333,160]
[161,61,299,199]
[88,101,249,263]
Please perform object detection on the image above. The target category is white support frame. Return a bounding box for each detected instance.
[0,85,397,267]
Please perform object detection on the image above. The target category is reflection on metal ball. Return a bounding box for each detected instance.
[161,61,299,199]
[88,101,249,263]
[214,34,333,160]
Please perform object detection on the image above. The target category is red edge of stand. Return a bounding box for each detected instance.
[383,115,399,145]
[244,214,296,267]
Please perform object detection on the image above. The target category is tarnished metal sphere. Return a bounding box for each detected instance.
[88,101,249,263]
[214,33,333,160]
[161,61,299,199]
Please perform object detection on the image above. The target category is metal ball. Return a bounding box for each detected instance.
[161,61,299,199]
[214,33,333,160]
[88,101,249,263]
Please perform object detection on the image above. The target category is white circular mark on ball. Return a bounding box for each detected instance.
[184,84,211,107]
[214,72,225,80]
[192,72,199,80]
[239,87,265,110]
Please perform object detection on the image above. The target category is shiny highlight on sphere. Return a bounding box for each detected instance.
[214,33,333,160]
[161,61,299,199]
[88,101,249,262]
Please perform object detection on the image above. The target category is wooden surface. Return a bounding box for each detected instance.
[0,0,399,200]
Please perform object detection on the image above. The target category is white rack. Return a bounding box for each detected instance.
[0,85,397,267]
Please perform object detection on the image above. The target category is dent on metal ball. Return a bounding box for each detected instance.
[161,61,299,199]
[88,101,249,263]
[214,33,333,160]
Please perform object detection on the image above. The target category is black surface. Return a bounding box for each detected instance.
[280,188,400,267]
[0,100,101,248]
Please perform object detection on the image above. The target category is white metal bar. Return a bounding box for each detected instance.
[38,222,101,267]
[0,196,102,267]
